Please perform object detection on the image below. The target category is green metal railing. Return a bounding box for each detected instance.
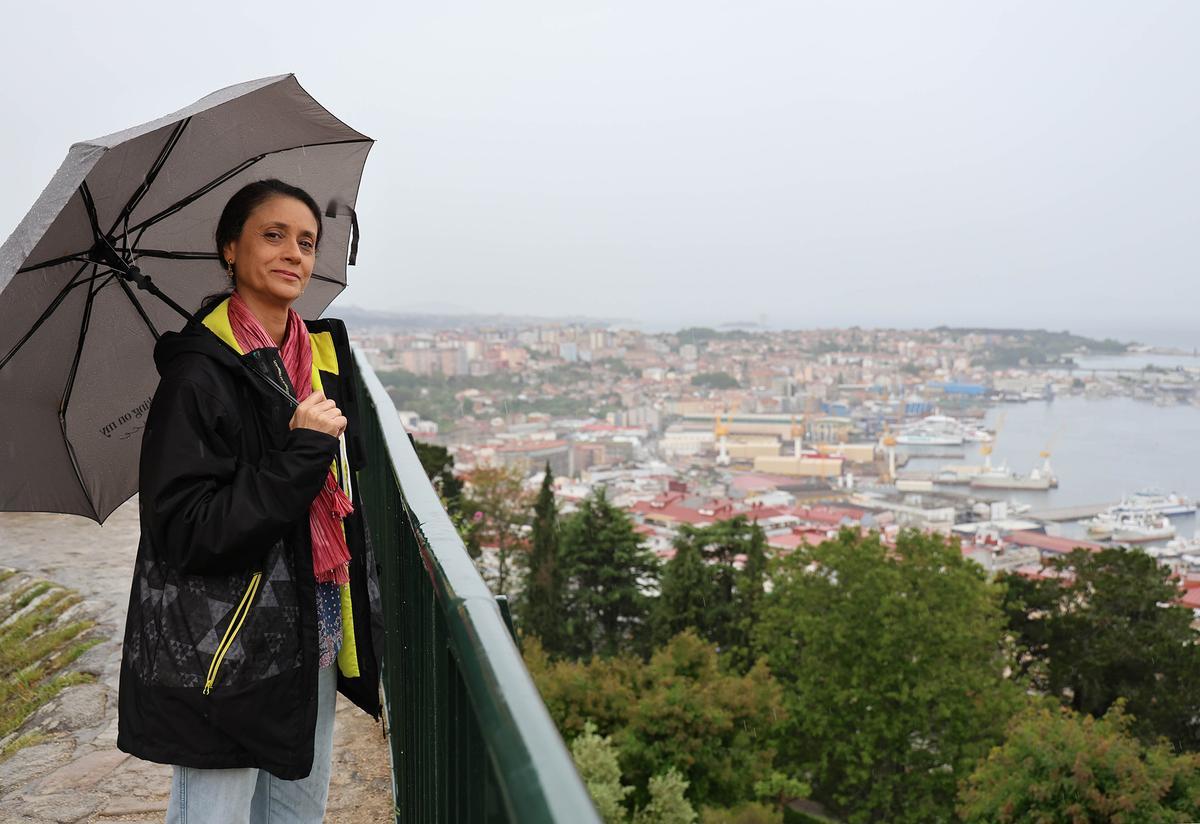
[352,348,600,824]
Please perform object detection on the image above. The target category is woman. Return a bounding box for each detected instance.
[117,179,384,823]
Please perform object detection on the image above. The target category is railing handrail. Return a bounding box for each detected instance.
[354,347,600,823]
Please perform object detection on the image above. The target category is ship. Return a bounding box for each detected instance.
[968,457,1058,491]
[1112,514,1176,543]
[1085,513,1117,539]
[895,415,992,447]
[1085,492,1195,537]
[1112,491,1196,518]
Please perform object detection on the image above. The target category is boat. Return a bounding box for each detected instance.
[1085,513,1117,539]
[895,415,990,447]
[1162,534,1200,555]
[969,461,1057,491]
[1112,514,1176,543]
[895,431,962,446]
[1112,491,1196,518]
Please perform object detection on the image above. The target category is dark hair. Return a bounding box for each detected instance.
[197,179,324,318]
[215,178,324,264]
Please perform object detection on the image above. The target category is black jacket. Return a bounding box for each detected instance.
[117,297,384,779]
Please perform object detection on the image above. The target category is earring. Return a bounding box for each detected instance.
[225,259,235,279]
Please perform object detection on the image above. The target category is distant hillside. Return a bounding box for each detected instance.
[332,305,619,332]
[933,327,1131,352]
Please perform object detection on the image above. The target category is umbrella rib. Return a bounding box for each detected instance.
[0,262,94,372]
[114,274,161,340]
[107,118,191,237]
[58,267,106,523]
[124,137,372,240]
[78,182,104,246]
[17,254,104,274]
[132,249,219,261]
[127,153,270,243]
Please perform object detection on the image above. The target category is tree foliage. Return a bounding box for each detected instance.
[570,722,700,824]
[1000,548,1200,750]
[655,518,767,671]
[526,631,792,812]
[754,529,1019,823]
[462,465,530,594]
[633,770,698,824]
[412,439,464,512]
[690,372,740,390]
[573,720,632,824]
[520,463,564,651]
[959,702,1200,823]
[559,488,659,659]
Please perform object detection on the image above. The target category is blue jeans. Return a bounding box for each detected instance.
[166,665,337,824]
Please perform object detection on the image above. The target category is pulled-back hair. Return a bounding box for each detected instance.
[215,178,324,262]
[197,179,324,318]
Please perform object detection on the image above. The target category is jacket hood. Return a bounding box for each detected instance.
[153,299,245,379]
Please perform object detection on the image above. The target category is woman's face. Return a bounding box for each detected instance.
[223,195,319,308]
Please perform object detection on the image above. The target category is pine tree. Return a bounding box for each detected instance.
[659,517,768,668]
[654,540,715,646]
[559,488,659,659]
[413,439,464,514]
[522,463,564,652]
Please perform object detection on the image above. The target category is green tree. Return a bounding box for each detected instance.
[559,488,659,659]
[690,372,740,390]
[959,702,1200,822]
[572,720,632,824]
[412,439,464,513]
[754,529,1019,823]
[521,463,564,652]
[658,518,767,670]
[654,541,715,647]
[620,632,788,810]
[528,631,791,812]
[633,769,698,824]
[1000,548,1200,750]
[699,804,781,824]
[462,465,530,595]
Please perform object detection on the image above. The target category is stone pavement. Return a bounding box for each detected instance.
[0,499,394,823]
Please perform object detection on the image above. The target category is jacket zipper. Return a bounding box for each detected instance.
[203,572,262,695]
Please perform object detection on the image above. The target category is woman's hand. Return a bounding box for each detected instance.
[289,391,347,438]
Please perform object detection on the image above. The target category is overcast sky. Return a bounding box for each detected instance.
[3,1,1198,345]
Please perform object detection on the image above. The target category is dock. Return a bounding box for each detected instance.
[1026,503,1116,522]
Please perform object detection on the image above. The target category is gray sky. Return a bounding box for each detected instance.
[4,1,1198,344]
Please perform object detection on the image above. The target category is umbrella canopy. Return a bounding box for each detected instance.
[0,74,372,523]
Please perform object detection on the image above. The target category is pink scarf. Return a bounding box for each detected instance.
[227,291,354,585]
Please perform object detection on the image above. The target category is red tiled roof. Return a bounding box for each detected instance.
[494,440,567,453]
[794,506,865,525]
[1180,588,1200,610]
[1012,563,1075,581]
[1006,531,1104,554]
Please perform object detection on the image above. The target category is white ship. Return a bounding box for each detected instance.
[1085,492,1195,538]
[969,457,1058,491]
[1085,513,1118,539]
[895,415,992,447]
[1161,534,1200,556]
[1112,491,1196,519]
[1112,514,1176,543]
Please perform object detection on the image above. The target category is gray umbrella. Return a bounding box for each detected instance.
[0,74,372,523]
